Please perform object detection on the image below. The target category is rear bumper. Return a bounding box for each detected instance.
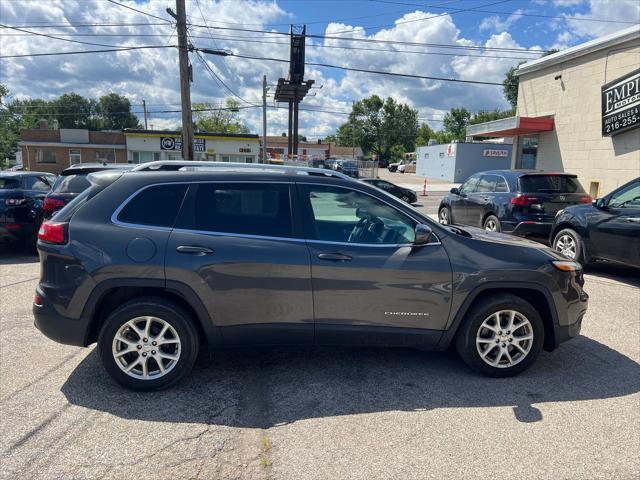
[33,285,89,347]
[0,223,32,243]
[504,221,553,241]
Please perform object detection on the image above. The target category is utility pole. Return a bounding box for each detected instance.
[167,0,194,160]
[351,100,355,160]
[262,75,268,164]
[142,99,149,130]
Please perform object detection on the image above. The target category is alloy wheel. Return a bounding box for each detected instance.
[485,219,498,232]
[112,316,182,380]
[555,234,577,259]
[475,310,533,368]
[439,208,449,225]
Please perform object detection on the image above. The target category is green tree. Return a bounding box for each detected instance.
[389,144,407,161]
[443,107,471,141]
[96,93,140,130]
[503,49,558,109]
[53,93,96,129]
[469,108,516,125]
[193,98,249,134]
[416,122,435,147]
[334,95,418,161]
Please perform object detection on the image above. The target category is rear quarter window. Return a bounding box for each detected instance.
[519,175,585,193]
[52,174,91,194]
[0,178,20,189]
[117,184,188,227]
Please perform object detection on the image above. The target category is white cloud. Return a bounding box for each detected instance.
[0,1,541,138]
[564,0,640,38]
[479,9,525,33]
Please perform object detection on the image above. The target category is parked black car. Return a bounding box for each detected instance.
[438,170,592,241]
[550,177,639,268]
[34,165,587,390]
[336,160,359,178]
[44,163,133,218]
[361,178,417,203]
[1,171,56,249]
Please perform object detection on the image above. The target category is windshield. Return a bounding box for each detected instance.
[52,174,91,194]
[0,177,20,190]
[519,175,585,193]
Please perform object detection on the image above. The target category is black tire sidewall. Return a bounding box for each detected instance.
[97,298,199,391]
[484,215,501,232]
[456,295,544,377]
[553,228,585,264]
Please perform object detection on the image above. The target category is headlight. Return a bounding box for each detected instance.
[552,260,582,272]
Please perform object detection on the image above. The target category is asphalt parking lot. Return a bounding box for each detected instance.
[1,230,639,479]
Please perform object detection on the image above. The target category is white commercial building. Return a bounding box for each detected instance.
[124,130,260,164]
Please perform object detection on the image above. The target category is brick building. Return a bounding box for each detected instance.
[19,123,126,175]
[262,135,330,160]
[467,25,639,197]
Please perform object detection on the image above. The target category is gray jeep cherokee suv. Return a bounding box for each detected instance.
[33,166,588,390]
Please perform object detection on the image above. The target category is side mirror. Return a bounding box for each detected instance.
[594,197,607,209]
[450,187,460,195]
[414,224,433,245]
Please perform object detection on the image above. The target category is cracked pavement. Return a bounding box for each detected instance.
[1,247,639,480]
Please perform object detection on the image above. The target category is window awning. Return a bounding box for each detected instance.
[466,115,554,138]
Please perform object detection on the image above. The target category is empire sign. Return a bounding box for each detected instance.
[601,68,640,137]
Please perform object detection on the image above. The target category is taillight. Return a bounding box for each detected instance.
[43,197,65,213]
[34,292,43,306]
[4,198,26,206]
[579,195,593,203]
[511,195,539,207]
[37,221,67,244]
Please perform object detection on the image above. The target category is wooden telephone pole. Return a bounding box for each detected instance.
[167,0,194,160]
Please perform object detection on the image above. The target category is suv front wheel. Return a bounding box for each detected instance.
[97,297,199,390]
[456,294,544,377]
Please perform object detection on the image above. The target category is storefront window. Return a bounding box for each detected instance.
[95,150,116,162]
[517,136,538,169]
[35,148,57,164]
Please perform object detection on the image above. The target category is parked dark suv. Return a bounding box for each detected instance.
[550,177,640,267]
[438,170,592,241]
[1,171,56,249]
[34,166,588,390]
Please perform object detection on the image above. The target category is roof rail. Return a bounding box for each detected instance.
[132,160,354,180]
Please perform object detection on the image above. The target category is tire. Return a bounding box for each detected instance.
[438,206,451,225]
[552,228,587,264]
[97,297,199,391]
[455,294,544,377]
[483,215,501,232]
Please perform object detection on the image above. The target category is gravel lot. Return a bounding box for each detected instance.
[1,224,639,479]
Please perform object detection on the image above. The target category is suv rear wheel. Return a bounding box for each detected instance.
[456,294,544,377]
[97,297,199,390]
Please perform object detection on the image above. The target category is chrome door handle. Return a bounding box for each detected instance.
[317,253,353,262]
[176,245,214,256]
[626,217,640,223]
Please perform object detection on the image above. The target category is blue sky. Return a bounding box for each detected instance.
[1,0,638,137]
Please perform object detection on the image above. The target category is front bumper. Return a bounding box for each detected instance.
[33,285,89,347]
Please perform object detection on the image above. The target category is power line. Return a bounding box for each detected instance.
[194,50,257,106]
[368,0,639,25]
[0,45,174,59]
[1,31,540,60]
[0,22,172,28]
[105,0,172,24]
[199,49,506,86]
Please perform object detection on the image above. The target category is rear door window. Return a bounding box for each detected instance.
[177,183,293,238]
[117,184,188,227]
[476,175,497,193]
[519,175,585,193]
[495,176,509,192]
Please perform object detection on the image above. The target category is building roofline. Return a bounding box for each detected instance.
[516,25,640,76]
[123,129,259,139]
[19,141,126,149]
